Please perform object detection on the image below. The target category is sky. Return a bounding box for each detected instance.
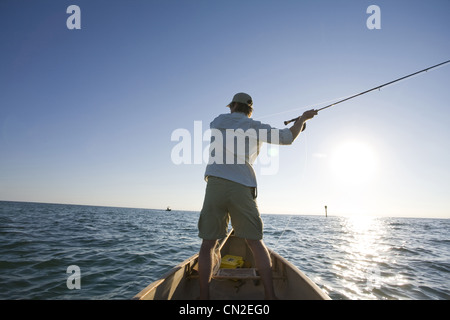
[0,0,449,218]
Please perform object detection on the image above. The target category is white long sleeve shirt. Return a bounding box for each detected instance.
[204,112,294,187]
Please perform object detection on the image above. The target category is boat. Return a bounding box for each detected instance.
[166,206,172,211]
[133,229,330,300]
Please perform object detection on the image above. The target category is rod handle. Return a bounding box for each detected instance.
[283,118,307,131]
[284,117,299,125]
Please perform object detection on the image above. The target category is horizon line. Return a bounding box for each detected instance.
[1,199,448,220]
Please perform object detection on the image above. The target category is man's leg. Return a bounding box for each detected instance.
[198,239,218,300]
[246,239,277,300]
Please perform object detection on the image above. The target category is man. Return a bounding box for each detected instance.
[198,92,317,299]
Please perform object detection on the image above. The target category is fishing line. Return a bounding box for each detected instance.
[272,133,309,251]
[272,214,293,251]
[254,95,351,121]
[262,60,448,249]
[283,59,450,125]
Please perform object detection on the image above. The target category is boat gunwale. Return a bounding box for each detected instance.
[132,230,330,300]
[132,231,232,300]
[268,248,331,300]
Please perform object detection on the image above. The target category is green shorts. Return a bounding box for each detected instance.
[198,176,263,240]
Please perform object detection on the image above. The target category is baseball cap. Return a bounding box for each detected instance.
[227,92,253,108]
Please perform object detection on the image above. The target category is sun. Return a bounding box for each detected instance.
[330,141,377,186]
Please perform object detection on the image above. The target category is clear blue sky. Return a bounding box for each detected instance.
[1,0,449,218]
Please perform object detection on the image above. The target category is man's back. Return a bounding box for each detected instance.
[205,112,293,187]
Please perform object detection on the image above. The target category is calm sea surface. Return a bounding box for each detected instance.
[0,201,449,300]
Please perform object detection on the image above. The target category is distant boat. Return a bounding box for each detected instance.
[166,206,172,211]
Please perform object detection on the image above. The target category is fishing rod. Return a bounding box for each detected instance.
[284,59,450,125]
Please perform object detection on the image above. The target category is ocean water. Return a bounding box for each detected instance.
[0,201,449,300]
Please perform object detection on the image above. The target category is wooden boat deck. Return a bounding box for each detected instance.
[133,231,330,300]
